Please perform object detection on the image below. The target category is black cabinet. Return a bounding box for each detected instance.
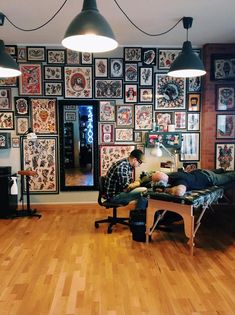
[64,123,74,168]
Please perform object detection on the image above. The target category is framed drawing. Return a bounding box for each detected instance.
[21,136,59,193]
[158,49,181,70]
[44,65,63,81]
[5,45,17,56]
[155,112,174,132]
[0,132,11,149]
[81,52,93,64]
[124,63,138,82]
[216,114,235,139]
[187,76,202,92]
[14,97,29,116]
[188,93,201,111]
[211,54,235,81]
[47,49,66,64]
[174,111,186,129]
[0,111,14,130]
[155,74,186,110]
[124,84,137,103]
[99,145,135,176]
[16,117,29,135]
[99,123,115,144]
[124,47,142,62]
[135,104,153,130]
[139,66,153,86]
[180,132,200,161]
[142,48,157,65]
[134,131,143,143]
[0,88,11,110]
[27,46,45,61]
[19,63,42,96]
[0,77,17,87]
[215,85,235,111]
[65,111,76,121]
[66,49,80,64]
[187,113,200,131]
[31,98,57,134]
[44,82,63,96]
[17,47,27,62]
[116,104,134,127]
[109,58,123,78]
[115,128,133,142]
[12,137,20,148]
[64,66,92,98]
[215,143,235,170]
[95,79,122,99]
[94,58,108,77]
[99,101,116,122]
[139,88,153,103]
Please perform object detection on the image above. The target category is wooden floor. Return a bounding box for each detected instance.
[0,204,235,315]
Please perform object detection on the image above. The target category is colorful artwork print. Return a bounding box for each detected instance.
[14,97,29,116]
[19,64,42,95]
[95,80,122,98]
[16,117,29,135]
[64,66,92,98]
[0,88,11,110]
[155,74,185,109]
[31,98,57,134]
[44,66,63,80]
[174,111,186,129]
[124,47,141,62]
[99,123,114,144]
[188,76,201,92]
[116,105,133,127]
[155,112,173,132]
[135,104,153,130]
[216,114,235,139]
[99,101,115,122]
[115,128,133,142]
[95,58,108,77]
[124,84,137,103]
[100,145,135,176]
[125,63,138,82]
[142,48,156,65]
[211,55,235,80]
[139,88,153,103]
[0,111,14,129]
[22,137,58,193]
[187,113,200,131]
[215,143,235,170]
[66,49,80,64]
[158,49,181,69]
[216,85,235,111]
[180,133,200,161]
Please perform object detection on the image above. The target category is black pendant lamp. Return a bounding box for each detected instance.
[168,17,206,78]
[62,0,118,53]
[0,40,21,78]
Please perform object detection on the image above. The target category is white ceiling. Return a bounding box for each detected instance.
[1,0,235,49]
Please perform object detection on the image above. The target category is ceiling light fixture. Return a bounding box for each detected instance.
[167,17,206,78]
[0,39,21,77]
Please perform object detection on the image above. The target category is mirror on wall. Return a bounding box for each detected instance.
[59,100,99,191]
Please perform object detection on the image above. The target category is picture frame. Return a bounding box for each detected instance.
[180,132,200,161]
[99,144,135,176]
[187,93,201,111]
[116,104,134,127]
[99,122,115,144]
[155,112,174,132]
[19,63,42,96]
[5,45,17,56]
[81,52,93,64]
[124,47,142,62]
[139,66,153,86]
[44,82,63,97]
[31,98,58,134]
[21,136,59,194]
[14,97,30,116]
[64,66,93,98]
[0,111,14,130]
[27,46,46,61]
[0,132,11,149]
[215,143,235,170]
[16,117,29,135]
[134,131,143,143]
[215,85,235,111]
[187,76,202,92]
[0,77,18,87]
[109,58,123,78]
[124,63,138,82]
[142,48,157,65]
[94,58,108,77]
[174,111,186,129]
[47,49,66,64]
[124,84,137,103]
[139,88,153,103]
[134,104,153,130]
[0,88,12,110]
[65,111,76,121]
[95,79,122,99]
[17,47,27,62]
[211,54,235,81]
[99,100,116,122]
[187,113,200,131]
[115,128,133,142]
[43,65,63,81]
[216,114,235,139]
[11,137,20,148]
[146,132,181,148]
[155,74,186,110]
[66,49,80,64]
[158,49,181,70]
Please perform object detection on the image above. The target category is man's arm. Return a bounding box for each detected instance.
[165,184,186,196]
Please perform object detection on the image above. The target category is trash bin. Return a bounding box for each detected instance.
[129,209,146,242]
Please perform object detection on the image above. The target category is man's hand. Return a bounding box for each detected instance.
[127,180,140,192]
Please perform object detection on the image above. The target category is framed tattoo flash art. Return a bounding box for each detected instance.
[31,98,57,134]
[65,111,76,121]
[115,128,133,142]
[124,47,142,62]
[188,93,201,111]
[155,112,174,132]
[99,145,135,176]
[215,85,235,111]
[158,49,181,70]
[99,123,115,144]
[99,101,116,122]
[95,79,122,99]
[139,66,153,86]
[116,104,134,127]
[174,111,186,129]
[21,136,59,193]
[64,66,92,98]
[139,88,153,103]
[0,88,11,110]
[124,84,137,103]
[134,131,143,143]
[81,52,93,64]
[124,63,138,82]
[12,137,20,148]
[216,114,235,139]
[94,58,108,77]
[66,49,80,64]
[44,82,63,97]
[0,111,14,130]
[14,97,29,116]
[215,143,235,170]
[0,77,17,88]
[187,113,200,131]
[187,76,202,92]
[0,133,11,149]
[47,49,66,64]
[17,47,27,62]
[180,132,200,161]
[155,74,186,110]
[211,54,235,81]
[27,46,45,61]
[19,64,42,96]
[142,48,157,65]
[16,117,29,135]
[44,65,63,81]
[109,58,123,78]
[135,104,153,130]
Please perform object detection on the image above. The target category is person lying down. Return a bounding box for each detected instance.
[151,169,235,196]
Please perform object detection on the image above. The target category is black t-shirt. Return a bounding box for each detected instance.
[168,170,211,191]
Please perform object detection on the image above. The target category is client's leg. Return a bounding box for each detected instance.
[206,170,235,186]
[110,187,148,210]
